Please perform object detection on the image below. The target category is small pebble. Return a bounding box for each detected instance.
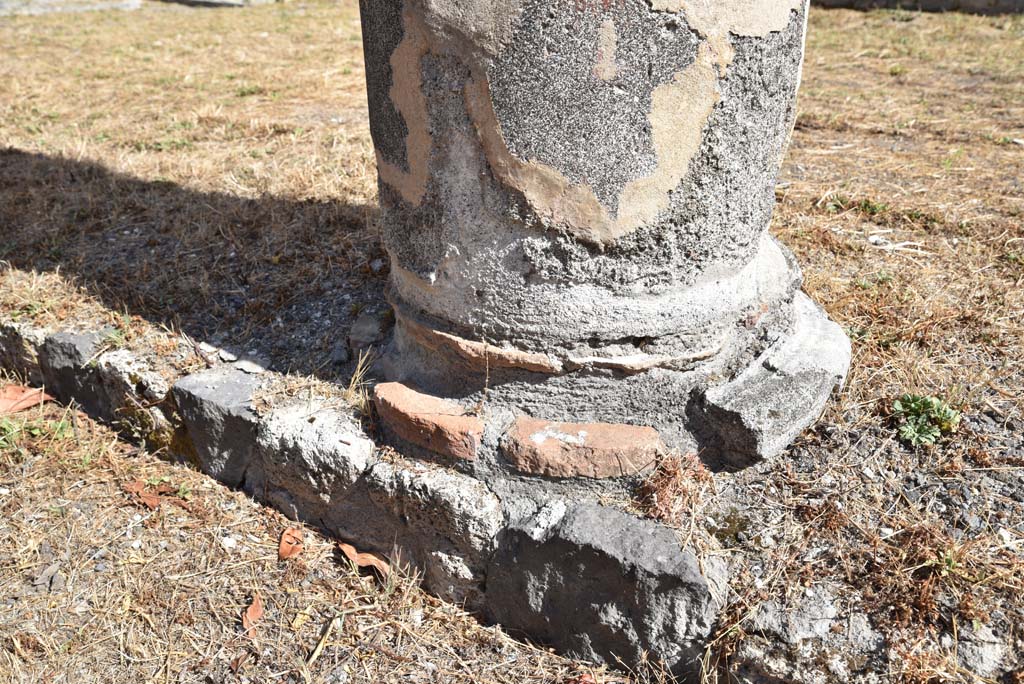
[235,360,266,374]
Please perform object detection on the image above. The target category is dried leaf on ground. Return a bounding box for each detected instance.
[122,480,162,510]
[278,527,303,561]
[229,651,249,673]
[568,674,598,684]
[0,385,53,415]
[242,592,264,639]
[337,542,390,579]
[121,479,191,511]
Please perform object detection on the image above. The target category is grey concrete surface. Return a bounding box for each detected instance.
[361,0,851,467]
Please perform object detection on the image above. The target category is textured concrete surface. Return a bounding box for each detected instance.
[173,365,264,488]
[361,0,850,466]
[0,322,45,385]
[38,331,123,420]
[698,292,852,469]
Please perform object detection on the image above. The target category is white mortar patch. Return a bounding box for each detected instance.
[529,426,589,447]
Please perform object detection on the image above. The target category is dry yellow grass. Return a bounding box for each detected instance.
[0,397,641,684]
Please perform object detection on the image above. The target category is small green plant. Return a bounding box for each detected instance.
[0,418,22,449]
[824,193,851,214]
[892,394,962,446]
[12,302,45,321]
[102,327,128,349]
[857,198,889,216]
[236,84,267,97]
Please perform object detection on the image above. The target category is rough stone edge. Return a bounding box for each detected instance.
[0,315,727,677]
[697,292,852,470]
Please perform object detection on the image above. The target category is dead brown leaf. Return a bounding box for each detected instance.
[278,527,303,561]
[0,385,53,416]
[121,480,163,510]
[337,542,390,579]
[121,479,192,511]
[241,592,264,639]
[568,675,598,684]
[229,651,249,673]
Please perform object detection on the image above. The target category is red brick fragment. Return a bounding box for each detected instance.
[373,382,483,461]
[501,416,664,479]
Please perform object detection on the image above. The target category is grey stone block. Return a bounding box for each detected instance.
[365,460,504,606]
[172,365,263,487]
[92,349,175,444]
[486,501,726,677]
[698,292,852,470]
[19,329,175,445]
[173,371,503,607]
[252,401,376,523]
[38,331,108,417]
[0,322,45,385]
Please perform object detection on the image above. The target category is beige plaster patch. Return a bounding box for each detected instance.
[414,0,526,57]
[465,44,720,244]
[376,7,433,207]
[593,18,619,81]
[615,42,719,232]
[649,0,805,71]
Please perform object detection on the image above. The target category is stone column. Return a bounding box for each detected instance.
[360,0,850,470]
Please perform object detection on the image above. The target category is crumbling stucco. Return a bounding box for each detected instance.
[411,0,525,57]
[375,6,432,207]
[376,0,805,244]
[593,18,618,81]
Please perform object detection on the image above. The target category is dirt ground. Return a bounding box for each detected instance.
[0,3,1022,683]
[0,393,627,684]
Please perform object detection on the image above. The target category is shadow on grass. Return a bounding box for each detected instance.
[0,147,388,380]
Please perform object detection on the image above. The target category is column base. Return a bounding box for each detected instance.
[378,288,850,473]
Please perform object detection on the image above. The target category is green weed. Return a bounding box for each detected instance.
[892,394,962,446]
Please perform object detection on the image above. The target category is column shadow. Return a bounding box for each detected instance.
[0,147,388,381]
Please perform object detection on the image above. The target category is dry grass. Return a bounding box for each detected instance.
[781,10,1024,421]
[0,395,633,684]
[0,0,385,379]
[0,3,1022,683]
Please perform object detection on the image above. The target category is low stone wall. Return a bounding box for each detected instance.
[812,0,1024,13]
[0,318,728,677]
